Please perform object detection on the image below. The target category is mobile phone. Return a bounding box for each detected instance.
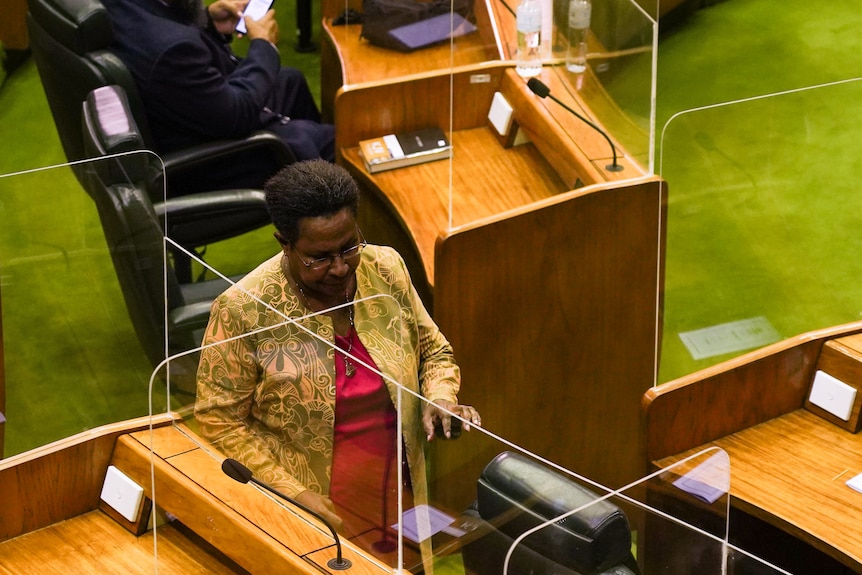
[235,0,275,35]
[434,417,462,439]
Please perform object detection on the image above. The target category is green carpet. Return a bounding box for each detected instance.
[648,0,862,381]
[2,0,862,456]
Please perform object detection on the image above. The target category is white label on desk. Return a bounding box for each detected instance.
[809,370,856,421]
[395,504,459,544]
[846,472,862,494]
[672,451,730,504]
[678,316,781,360]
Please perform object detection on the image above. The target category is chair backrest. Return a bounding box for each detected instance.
[27,0,151,163]
[80,85,187,368]
[461,451,639,575]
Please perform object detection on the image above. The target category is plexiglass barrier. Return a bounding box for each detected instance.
[509,446,795,575]
[322,0,657,253]
[148,277,794,574]
[0,156,178,456]
[658,78,862,382]
[0,151,786,573]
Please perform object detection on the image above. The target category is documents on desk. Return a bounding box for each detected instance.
[359,127,451,173]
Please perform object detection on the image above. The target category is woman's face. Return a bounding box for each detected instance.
[283,208,361,302]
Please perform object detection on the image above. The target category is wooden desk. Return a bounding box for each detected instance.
[0,510,247,574]
[344,126,566,288]
[656,409,862,571]
[644,321,862,574]
[0,415,392,575]
[321,18,499,122]
[112,423,392,574]
[320,0,503,122]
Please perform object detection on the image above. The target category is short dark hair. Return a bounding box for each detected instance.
[264,160,360,243]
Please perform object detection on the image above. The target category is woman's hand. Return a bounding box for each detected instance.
[422,399,482,441]
[295,490,344,533]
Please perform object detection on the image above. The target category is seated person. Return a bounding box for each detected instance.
[101,0,334,190]
[195,160,482,564]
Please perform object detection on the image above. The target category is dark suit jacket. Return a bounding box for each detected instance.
[102,0,281,154]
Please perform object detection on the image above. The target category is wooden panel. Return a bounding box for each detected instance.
[320,18,499,122]
[0,414,174,542]
[433,176,666,498]
[643,323,862,463]
[333,64,509,149]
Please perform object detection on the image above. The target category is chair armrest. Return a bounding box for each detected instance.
[154,189,270,247]
[169,300,217,332]
[148,131,296,196]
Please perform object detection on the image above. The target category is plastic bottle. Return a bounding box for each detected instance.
[566,0,591,73]
[515,0,542,78]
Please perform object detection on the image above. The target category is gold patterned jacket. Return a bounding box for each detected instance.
[194,245,461,505]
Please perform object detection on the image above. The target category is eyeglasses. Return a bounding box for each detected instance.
[293,229,367,272]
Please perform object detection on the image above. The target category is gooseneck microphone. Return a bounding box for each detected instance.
[221,458,352,570]
[526,77,624,172]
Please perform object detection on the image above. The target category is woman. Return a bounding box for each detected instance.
[195,159,481,563]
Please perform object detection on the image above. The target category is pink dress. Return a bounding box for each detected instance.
[329,328,414,560]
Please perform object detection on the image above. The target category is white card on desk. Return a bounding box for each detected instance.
[809,370,856,421]
[846,472,862,494]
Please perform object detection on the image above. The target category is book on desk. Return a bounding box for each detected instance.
[359,127,451,173]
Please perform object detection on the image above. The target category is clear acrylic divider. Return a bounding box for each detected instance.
[477,445,795,575]
[147,242,793,574]
[659,78,862,383]
[151,284,423,572]
[446,0,657,234]
[547,0,657,173]
[0,155,167,458]
[393,398,799,574]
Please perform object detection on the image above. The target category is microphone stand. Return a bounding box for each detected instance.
[222,459,352,570]
[526,77,624,173]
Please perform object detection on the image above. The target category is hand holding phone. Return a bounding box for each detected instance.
[236,0,275,35]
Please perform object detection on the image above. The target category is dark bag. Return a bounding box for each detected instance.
[360,0,474,52]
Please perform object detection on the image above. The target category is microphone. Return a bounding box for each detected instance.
[526,77,624,173]
[221,458,352,570]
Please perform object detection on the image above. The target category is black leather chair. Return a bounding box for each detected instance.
[27,0,295,196]
[80,84,263,387]
[460,451,640,575]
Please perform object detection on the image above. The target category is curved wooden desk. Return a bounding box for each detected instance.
[644,322,862,574]
[0,415,395,574]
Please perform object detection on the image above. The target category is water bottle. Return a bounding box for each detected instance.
[516,0,542,78]
[566,0,591,73]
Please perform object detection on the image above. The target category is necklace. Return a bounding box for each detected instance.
[284,257,357,377]
[339,309,357,378]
